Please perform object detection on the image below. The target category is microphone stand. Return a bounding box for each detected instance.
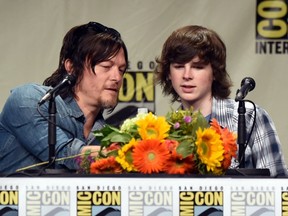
[45,93,69,175]
[237,100,246,168]
[48,94,57,169]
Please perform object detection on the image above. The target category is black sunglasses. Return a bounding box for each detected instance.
[87,22,121,38]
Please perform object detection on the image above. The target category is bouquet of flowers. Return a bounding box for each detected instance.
[76,108,237,175]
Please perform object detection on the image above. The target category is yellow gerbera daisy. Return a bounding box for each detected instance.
[136,112,170,140]
[195,128,224,172]
[115,138,138,172]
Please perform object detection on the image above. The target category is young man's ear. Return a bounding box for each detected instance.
[64,59,73,74]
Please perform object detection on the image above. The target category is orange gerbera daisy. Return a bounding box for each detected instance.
[220,128,237,169]
[162,139,195,174]
[132,139,170,174]
[165,154,195,174]
[210,118,237,169]
[90,156,123,174]
[210,118,222,134]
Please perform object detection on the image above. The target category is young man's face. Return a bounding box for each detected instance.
[169,56,213,109]
[76,48,127,111]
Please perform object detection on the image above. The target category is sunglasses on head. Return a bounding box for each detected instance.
[87,22,121,38]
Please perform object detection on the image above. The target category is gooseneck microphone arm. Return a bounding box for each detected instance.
[235,77,256,168]
[38,74,76,106]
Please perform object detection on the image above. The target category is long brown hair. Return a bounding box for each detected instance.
[43,22,128,99]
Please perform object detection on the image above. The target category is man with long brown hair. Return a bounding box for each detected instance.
[0,22,128,175]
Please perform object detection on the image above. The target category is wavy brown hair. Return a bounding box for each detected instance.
[43,22,128,99]
[155,25,232,102]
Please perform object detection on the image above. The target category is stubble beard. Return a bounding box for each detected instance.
[102,97,118,110]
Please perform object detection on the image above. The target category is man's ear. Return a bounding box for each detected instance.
[64,59,73,74]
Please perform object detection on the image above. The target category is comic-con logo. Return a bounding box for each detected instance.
[256,0,288,54]
[119,71,154,103]
[129,191,173,216]
[231,191,275,215]
[26,190,70,216]
[179,191,223,215]
[0,191,18,215]
[77,191,121,216]
[282,192,288,215]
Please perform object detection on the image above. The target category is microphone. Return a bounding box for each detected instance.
[38,74,76,105]
[235,77,256,101]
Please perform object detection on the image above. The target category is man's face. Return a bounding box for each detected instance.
[75,48,127,111]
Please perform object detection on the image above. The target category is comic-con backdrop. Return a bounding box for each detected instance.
[1,0,288,163]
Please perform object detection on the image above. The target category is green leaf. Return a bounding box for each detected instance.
[194,111,209,128]
[176,140,194,158]
[107,149,119,157]
[110,133,132,143]
[94,125,120,137]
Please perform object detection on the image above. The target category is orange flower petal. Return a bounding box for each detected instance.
[132,139,170,174]
[164,154,195,174]
[90,157,123,174]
